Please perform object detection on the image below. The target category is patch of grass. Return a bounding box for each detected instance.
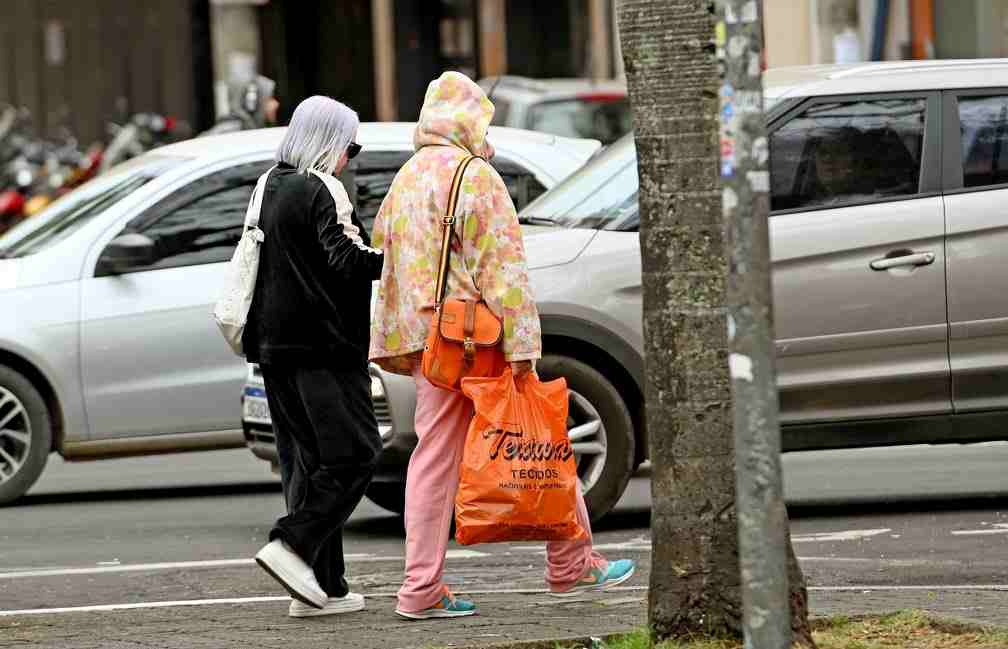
[810,610,1008,649]
[577,611,1008,649]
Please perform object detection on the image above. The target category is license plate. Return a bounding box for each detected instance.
[243,396,272,424]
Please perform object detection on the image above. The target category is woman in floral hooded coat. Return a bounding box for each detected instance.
[370,71,635,620]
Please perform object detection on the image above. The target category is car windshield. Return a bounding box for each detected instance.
[519,134,638,231]
[526,97,632,145]
[0,154,186,258]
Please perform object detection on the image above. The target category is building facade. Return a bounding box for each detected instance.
[0,0,621,142]
[0,0,214,143]
[5,0,1008,144]
[764,0,1008,68]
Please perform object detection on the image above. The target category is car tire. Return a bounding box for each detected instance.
[366,481,406,516]
[536,354,636,523]
[0,365,52,506]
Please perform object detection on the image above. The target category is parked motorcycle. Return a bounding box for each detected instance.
[0,114,104,233]
[0,107,186,235]
[99,112,188,173]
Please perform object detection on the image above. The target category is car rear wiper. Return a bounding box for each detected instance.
[518,215,559,226]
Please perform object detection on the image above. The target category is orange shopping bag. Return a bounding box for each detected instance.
[455,368,588,545]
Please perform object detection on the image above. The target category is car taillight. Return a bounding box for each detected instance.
[83,144,104,170]
[577,92,626,103]
[0,190,25,215]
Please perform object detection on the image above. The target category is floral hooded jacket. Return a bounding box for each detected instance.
[369,72,542,370]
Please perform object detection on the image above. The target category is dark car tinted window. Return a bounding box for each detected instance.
[770,98,926,211]
[958,95,1008,188]
[494,157,547,209]
[355,151,412,233]
[489,97,511,126]
[124,162,271,271]
[354,152,544,232]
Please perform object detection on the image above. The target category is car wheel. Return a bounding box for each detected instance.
[366,481,406,515]
[536,354,635,522]
[0,365,52,506]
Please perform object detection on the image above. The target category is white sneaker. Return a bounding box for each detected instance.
[255,540,327,609]
[289,592,366,618]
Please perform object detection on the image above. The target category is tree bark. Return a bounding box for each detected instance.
[789,541,816,647]
[617,0,815,644]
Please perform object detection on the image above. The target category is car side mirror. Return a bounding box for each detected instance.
[97,233,156,276]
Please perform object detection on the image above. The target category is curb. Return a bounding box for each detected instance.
[454,635,619,649]
[812,611,1008,634]
[453,612,1008,649]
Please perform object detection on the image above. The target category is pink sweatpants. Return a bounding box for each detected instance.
[397,369,606,612]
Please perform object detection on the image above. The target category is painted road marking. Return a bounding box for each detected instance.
[0,559,255,580]
[0,596,291,616]
[810,585,1008,592]
[0,555,380,580]
[444,549,490,559]
[2,584,1007,618]
[792,528,892,543]
[593,536,653,551]
[0,551,490,581]
[540,528,900,550]
[951,523,1008,536]
[0,587,648,617]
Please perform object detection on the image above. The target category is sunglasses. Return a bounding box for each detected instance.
[347,142,362,159]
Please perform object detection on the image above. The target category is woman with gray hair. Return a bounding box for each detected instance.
[245,96,384,618]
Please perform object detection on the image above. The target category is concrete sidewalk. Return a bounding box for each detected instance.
[3,553,1006,649]
[0,589,646,649]
[5,586,1006,649]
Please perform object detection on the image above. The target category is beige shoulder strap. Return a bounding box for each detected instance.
[433,155,481,306]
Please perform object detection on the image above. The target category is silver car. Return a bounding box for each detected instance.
[246,59,1008,520]
[0,124,599,504]
[478,76,631,145]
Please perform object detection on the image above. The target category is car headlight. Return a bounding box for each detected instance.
[371,375,385,399]
[247,363,264,386]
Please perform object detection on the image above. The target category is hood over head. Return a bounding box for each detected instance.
[413,71,495,158]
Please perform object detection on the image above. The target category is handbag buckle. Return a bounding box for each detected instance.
[463,338,476,365]
[443,216,456,225]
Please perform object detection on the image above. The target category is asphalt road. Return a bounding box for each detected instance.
[1,442,1006,644]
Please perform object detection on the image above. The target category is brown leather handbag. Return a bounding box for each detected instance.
[421,155,506,392]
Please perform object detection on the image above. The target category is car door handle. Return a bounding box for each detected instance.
[869,251,935,271]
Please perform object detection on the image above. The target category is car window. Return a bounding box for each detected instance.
[120,161,271,272]
[354,150,412,234]
[770,97,926,211]
[489,97,511,126]
[518,135,638,231]
[526,98,631,144]
[0,155,185,258]
[958,95,1008,188]
[557,162,639,232]
[494,156,547,210]
[352,151,544,231]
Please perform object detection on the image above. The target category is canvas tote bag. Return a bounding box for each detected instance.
[213,166,354,355]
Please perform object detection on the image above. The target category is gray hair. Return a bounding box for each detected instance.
[276,96,359,175]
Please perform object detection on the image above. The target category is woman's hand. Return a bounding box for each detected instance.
[511,360,534,379]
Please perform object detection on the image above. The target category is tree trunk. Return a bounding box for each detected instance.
[616,0,815,644]
[789,541,816,647]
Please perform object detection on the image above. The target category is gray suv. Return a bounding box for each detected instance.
[245,59,1008,520]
